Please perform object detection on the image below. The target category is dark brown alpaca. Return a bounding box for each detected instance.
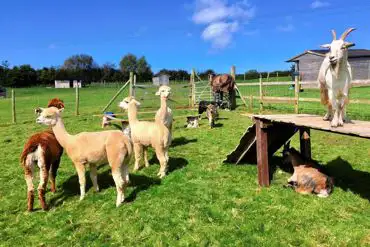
[21,98,64,211]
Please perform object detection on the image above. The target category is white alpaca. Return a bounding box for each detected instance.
[155,85,173,135]
[119,97,171,178]
[318,28,356,127]
[36,107,132,207]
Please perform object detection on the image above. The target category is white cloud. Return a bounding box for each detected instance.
[202,21,239,48]
[277,24,294,32]
[311,0,330,9]
[191,0,255,49]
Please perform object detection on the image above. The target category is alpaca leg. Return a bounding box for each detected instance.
[143,147,150,168]
[37,160,49,210]
[24,159,35,212]
[112,166,125,207]
[156,149,168,179]
[89,164,99,192]
[49,158,60,193]
[75,163,86,201]
[133,143,143,171]
[338,100,344,127]
[121,163,130,184]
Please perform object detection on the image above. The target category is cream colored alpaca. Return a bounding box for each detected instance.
[36,107,132,207]
[119,97,171,178]
[155,85,173,134]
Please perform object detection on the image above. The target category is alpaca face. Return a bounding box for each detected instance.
[36,107,63,126]
[119,96,140,110]
[155,85,171,99]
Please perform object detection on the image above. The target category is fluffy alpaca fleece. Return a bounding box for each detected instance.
[206,104,218,128]
[36,107,132,207]
[155,85,173,134]
[119,96,171,178]
[282,142,333,197]
[21,98,64,211]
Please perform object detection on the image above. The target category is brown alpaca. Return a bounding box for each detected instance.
[282,142,334,197]
[21,98,64,211]
[36,107,132,207]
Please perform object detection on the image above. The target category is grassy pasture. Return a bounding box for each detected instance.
[0,85,369,246]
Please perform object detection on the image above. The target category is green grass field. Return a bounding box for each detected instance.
[0,86,369,246]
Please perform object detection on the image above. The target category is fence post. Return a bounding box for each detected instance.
[294,74,300,114]
[129,72,134,97]
[249,95,253,112]
[231,65,236,80]
[75,84,79,116]
[133,74,136,97]
[12,89,16,123]
[259,74,264,112]
[190,68,195,107]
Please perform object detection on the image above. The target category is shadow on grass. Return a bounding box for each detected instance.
[149,156,188,173]
[49,169,161,208]
[326,157,370,201]
[171,137,197,147]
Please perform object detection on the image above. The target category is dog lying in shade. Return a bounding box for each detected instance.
[282,141,334,197]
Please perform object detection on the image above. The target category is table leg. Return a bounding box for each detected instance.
[300,128,311,160]
[256,119,270,187]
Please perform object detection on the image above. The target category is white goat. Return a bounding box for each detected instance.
[318,28,356,127]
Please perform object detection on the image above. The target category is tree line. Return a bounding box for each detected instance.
[0,54,292,88]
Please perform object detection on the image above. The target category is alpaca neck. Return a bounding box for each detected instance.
[52,117,71,148]
[160,97,168,111]
[127,102,139,125]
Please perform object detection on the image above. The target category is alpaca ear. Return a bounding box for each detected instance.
[155,91,161,96]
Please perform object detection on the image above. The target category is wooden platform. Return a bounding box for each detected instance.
[254,114,370,139]
[225,114,370,187]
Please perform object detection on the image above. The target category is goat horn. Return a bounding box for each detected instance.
[340,28,356,40]
[331,29,337,40]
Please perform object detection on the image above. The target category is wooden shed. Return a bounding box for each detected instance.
[286,49,370,84]
[152,74,170,86]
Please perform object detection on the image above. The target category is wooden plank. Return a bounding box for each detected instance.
[299,128,311,160]
[256,119,270,186]
[253,114,370,139]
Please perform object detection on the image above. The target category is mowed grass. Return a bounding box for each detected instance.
[0,86,369,246]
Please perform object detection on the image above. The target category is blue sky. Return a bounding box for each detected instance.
[1,0,370,73]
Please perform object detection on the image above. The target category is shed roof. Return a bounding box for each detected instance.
[286,49,370,62]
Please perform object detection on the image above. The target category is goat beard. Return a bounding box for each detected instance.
[330,60,342,79]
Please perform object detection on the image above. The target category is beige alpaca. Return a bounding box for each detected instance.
[119,97,171,178]
[36,107,132,207]
[155,85,173,134]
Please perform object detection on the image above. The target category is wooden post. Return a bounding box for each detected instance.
[11,89,16,123]
[294,74,299,113]
[190,68,195,107]
[101,79,131,112]
[300,128,311,160]
[75,84,79,116]
[249,95,253,112]
[259,74,263,112]
[129,72,134,97]
[231,65,236,80]
[133,74,137,97]
[256,119,270,187]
